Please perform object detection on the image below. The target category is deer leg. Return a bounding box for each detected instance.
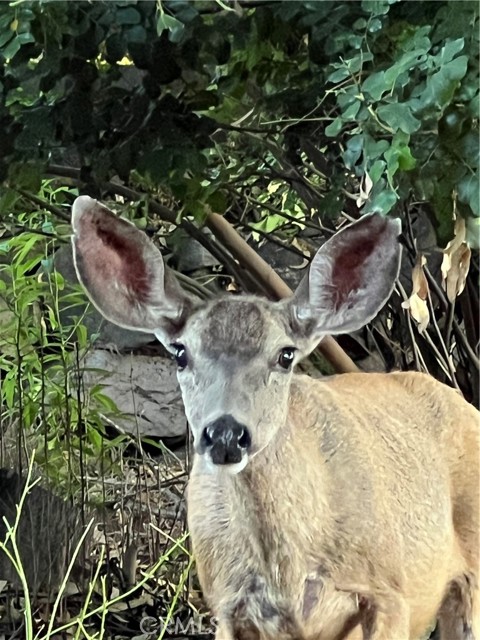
[437,573,479,640]
[219,574,306,640]
[230,615,305,640]
[215,619,234,640]
[360,594,410,640]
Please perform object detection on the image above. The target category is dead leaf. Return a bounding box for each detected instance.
[402,254,430,332]
[441,217,471,302]
[356,172,373,208]
[444,243,471,303]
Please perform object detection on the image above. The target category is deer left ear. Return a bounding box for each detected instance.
[289,215,402,340]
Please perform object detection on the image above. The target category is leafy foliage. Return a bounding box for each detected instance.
[0,0,478,245]
[0,183,127,491]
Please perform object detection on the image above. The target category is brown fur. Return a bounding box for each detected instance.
[71,197,479,640]
[188,372,479,639]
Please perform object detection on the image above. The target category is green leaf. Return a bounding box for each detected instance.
[342,100,361,121]
[367,186,398,214]
[397,144,416,171]
[424,56,469,109]
[364,135,389,160]
[2,31,34,59]
[443,55,469,81]
[325,117,344,137]
[466,217,480,249]
[87,426,103,451]
[362,71,387,101]
[173,3,199,23]
[369,159,386,183]
[384,146,399,184]
[116,7,141,25]
[368,18,382,32]
[353,18,367,29]
[337,92,356,111]
[458,173,479,216]
[126,25,147,43]
[377,103,421,134]
[0,30,14,49]
[361,0,392,16]
[157,13,184,38]
[343,134,364,168]
[436,38,465,65]
[327,68,350,83]
[383,49,429,88]
[206,189,228,214]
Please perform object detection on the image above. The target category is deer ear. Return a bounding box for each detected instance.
[289,215,401,341]
[71,196,194,344]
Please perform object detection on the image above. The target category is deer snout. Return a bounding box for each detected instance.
[201,415,251,465]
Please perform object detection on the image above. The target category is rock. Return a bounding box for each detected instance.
[83,350,186,439]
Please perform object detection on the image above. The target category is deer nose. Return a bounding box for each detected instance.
[201,415,251,465]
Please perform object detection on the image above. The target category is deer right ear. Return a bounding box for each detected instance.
[71,196,194,344]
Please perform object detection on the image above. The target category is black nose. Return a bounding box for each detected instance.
[201,415,251,465]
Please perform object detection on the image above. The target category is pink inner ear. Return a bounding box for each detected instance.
[330,218,387,307]
[80,211,151,304]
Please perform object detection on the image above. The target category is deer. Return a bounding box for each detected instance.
[71,195,479,640]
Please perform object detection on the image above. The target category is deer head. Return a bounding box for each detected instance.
[71,196,401,473]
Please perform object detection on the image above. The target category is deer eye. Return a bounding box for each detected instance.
[172,344,188,370]
[278,347,296,370]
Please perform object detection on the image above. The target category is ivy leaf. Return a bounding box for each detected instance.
[377,103,421,134]
[369,159,386,183]
[466,217,480,249]
[397,140,417,171]
[368,18,382,32]
[327,67,350,83]
[116,7,141,25]
[384,146,400,184]
[361,0,392,16]
[157,13,185,41]
[342,100,361,121]
[343,134,364,169]
[362,71,387,101]
[367,186,398,214]
[436,38,465,65]
[458,173,479,216]
[364,136,389,160]
[424,56,469,109]
[2,31,34,60]
[325,117,343,137]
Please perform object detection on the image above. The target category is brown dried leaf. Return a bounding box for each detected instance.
[411,254,428,300]
[445,243,471,303]
[441,217,471,302]
[403,293,430,332]
[402,254,430,332]
[355,171,373,208]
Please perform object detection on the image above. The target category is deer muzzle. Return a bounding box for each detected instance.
[201,415,251,466]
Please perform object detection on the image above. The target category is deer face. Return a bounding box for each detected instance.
[71,196,401,474]
[170,297,303,472]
